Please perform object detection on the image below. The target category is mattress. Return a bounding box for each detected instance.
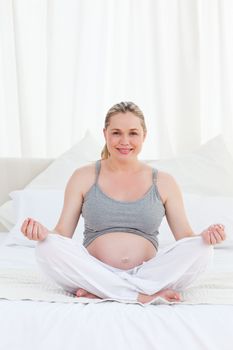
[0,234,233,350]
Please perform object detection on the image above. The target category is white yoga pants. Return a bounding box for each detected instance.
[35,234,213,301]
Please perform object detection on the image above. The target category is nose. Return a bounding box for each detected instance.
[120,134,130,145]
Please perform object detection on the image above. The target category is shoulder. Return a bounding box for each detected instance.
[72,162,96,179]
[156,169,181,204]
[157,170,177,185]
[145,163,177,185]
[65,162,97,196]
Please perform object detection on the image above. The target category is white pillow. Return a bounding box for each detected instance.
[0,130,102,230]
[0,200,16,230]
[159,193,233,247]
[27,129,102,189]
[3,189,84,248]
[148,135,233,196]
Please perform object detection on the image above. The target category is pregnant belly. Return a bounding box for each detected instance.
[86,232,157,270]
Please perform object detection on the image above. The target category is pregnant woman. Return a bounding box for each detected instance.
[21,101,226,304]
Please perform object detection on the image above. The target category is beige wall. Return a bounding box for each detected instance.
[0,158,53,232]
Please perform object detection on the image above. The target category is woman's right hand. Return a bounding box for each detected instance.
[21,218,49,241]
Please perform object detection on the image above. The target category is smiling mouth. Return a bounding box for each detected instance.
[117,148,133,154]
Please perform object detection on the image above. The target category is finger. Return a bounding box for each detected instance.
[217,223,225,230]
[211,231,222,244]
[211,224,225,233]
[21,218,29,234]
[33,222,40,240]
[37,223,42,240]
[209,231,217,245]
[37,224,46,241]
[210,224,226,241]
[202,230,211,245]
[215,229,226,241]
[26,219,35,240]
[215,226,226,240]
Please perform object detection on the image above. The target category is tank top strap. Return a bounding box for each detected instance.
[152,167,162,200]
[152,167,158,183]
[94,159,101,184]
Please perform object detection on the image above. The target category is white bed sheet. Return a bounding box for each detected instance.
[0,232,8,245]
[0,235,233,350]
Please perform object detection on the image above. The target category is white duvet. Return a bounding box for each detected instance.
[1,234,233,350]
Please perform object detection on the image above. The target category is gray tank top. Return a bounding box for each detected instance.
[81,160,165,249]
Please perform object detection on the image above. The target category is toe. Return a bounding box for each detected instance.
[76,288,87,297]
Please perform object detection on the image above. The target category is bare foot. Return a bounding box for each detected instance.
[137,289,181,304]
[76,288,102,299]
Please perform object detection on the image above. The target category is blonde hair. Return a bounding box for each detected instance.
[101,101,147,160]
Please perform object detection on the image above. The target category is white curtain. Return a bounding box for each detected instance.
[0,0,232,159]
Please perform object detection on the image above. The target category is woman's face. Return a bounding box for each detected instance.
[103,112,146,159]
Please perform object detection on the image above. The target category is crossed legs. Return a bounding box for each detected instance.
[35,234,213,303]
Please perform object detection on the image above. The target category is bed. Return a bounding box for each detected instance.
[0,132,233,350]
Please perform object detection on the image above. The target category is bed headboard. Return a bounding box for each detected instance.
[0,158,53,206]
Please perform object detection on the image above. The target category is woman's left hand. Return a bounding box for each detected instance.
[201,224,226,245]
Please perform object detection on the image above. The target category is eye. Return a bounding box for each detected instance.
[112,131,120,135]
[130,132,138,135]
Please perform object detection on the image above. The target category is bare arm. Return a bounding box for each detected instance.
[21,164,95,241]
[158,172,194,240]
[158,172,226,244]
[52,169,84,238]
